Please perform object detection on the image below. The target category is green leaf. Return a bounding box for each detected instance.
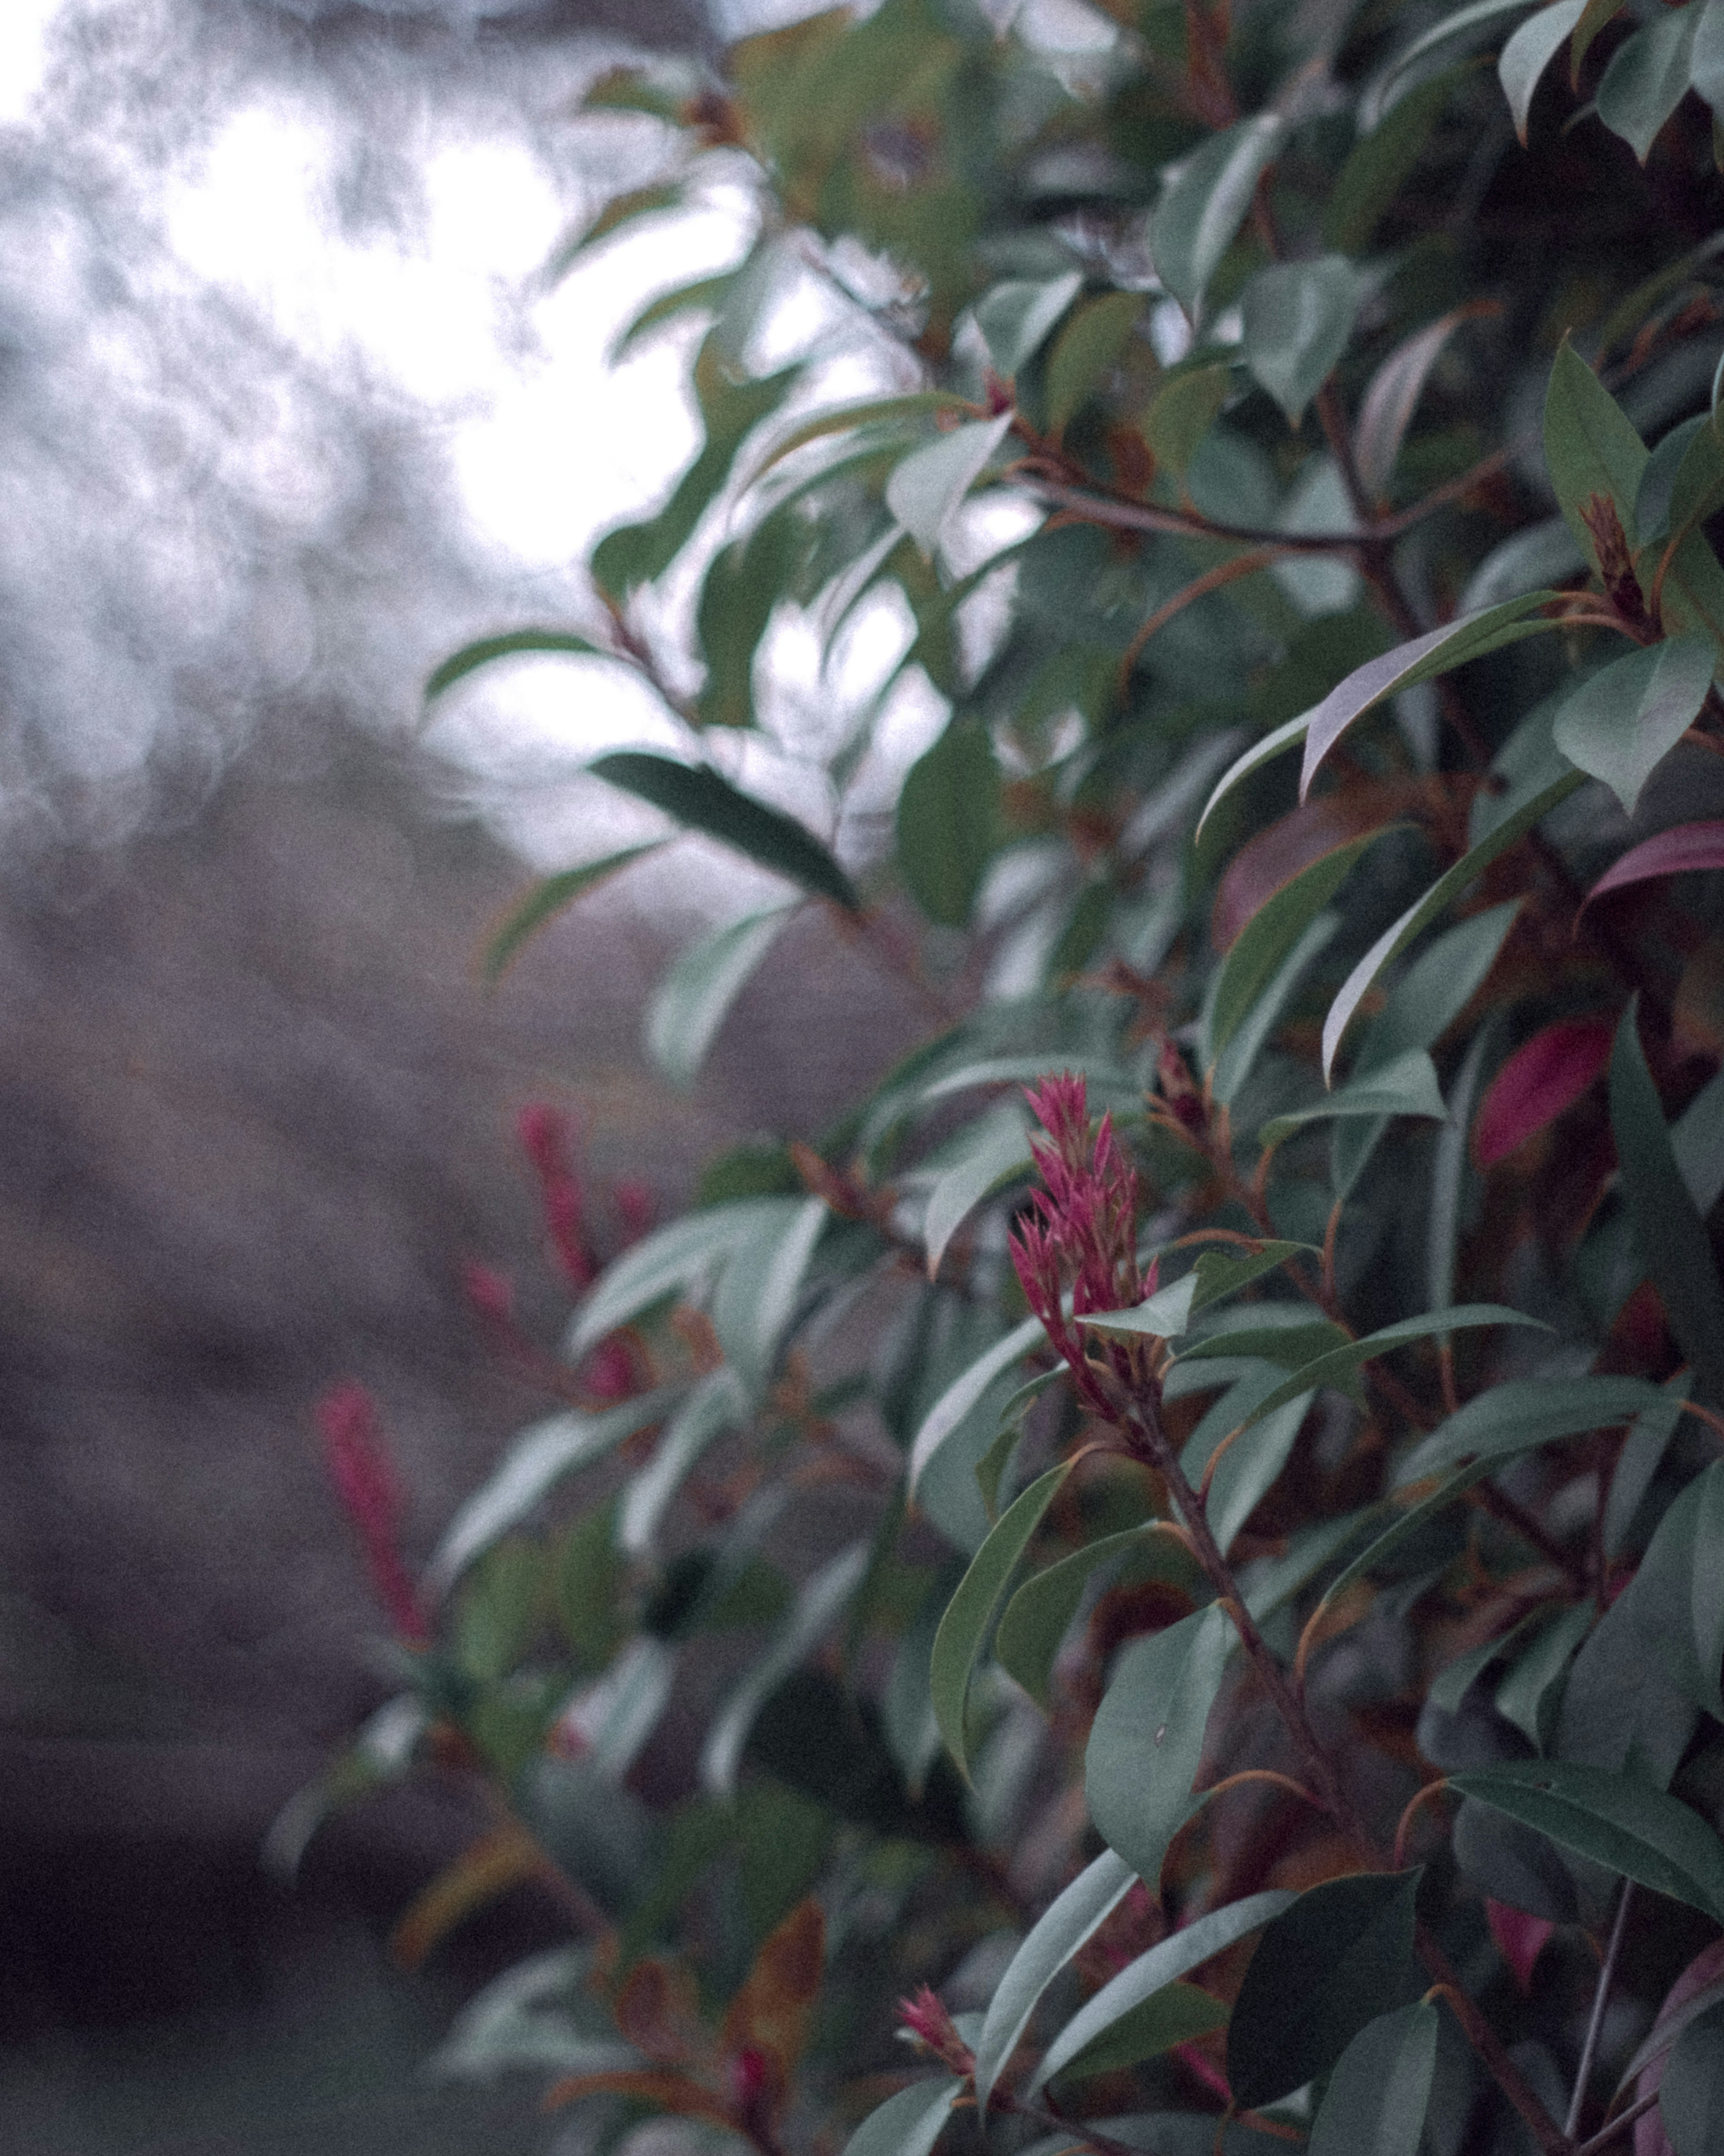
[840,2078,960,2156]
[646,906,798,1089]
[1313,1461,1491,1618]
[748,391,978,485]
[995,1525,1198,1709]
[1078,1272,1200,1340]
[1214,912,1340,1108]
[1364,0,1541,126]
[1396,1373,1661,1483]
[611,273,734,362]
[546,181,685,277]
[697,511,806,729]
[1193,1387,1319,1552]
[1636,415,1707,544]
[1210,830,1394,1062]
[1571,0,1630,83]
[1151,116,1283,319]
[1307,2000,1439,2156]
[910,1317,1047,1492]
[921,1105,1031,1280]
[1143,362,1234,478]
[1029,1891,1294,2094]
[1321,771,1585,1079]
[931,1459,1077,1780]
[1325,71,1458,255]
[1696,0,1724,114]
[1552,633,1715,815]
[897,715,1001,927]
[1448,1760,1724,1918]
[1544,339,1649,564]
[453,1539,544,1684]
[1626,1459,1724,1718]
[427,1389,683,1596]
[1259,1046,1448,1147]
[1557,1566,1698,1786]
[1500,0,1586,141]
[589,751,859,909]
[425,627,608,701]
[1596,4,1701,163]
[1053,1983,1228,2082]
[1085,1604,1234,1888]
[1226,1871,1425,2112]
[702,1543,871,1796]
[886,413,1014,557]
[1356,305,1487,503]
[482,846,665,985]
[1611,1001,1724,1407]
[1660,1998,1724,2155]
[567,1198,801,1355]
[973,1848,1138,2108]
[1427,1023,1498,1318]
[1494,1600,1596,1750]
[1190,1241,1318,1310]
[1240,257,1364,425]
[1046,292,1144,435]
[975,273,1083,381]
[709,1193,827,1394]
[620,1369,749,1557]
[1603,1377,1689,1557]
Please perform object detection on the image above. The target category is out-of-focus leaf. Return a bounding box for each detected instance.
[1611,1001,1724,1405]
[897,715,1000,928]
[1312,1461,1489,1617]
[1462,517,1587,610]
[1259,1046,1447,1147]
[1583,820,1724,908]
[1085,1604,1233,1888]
[1210,829,1393,1061]
[886,413,1014,557]
[973,1848,1138,2108]
[611,273,734,362]
[697,511,805,730]
[1557,1570,1698,1787]
[995,1525,1199,1708]
[1625,1459,1724,1718]
[748,392,976,484]
[620,1369,749,1556]
[1553,634,1715,815]
[1570,0,1629,82]
[1494,1600,1595,1750]
[840,2078,960,2156]
[590,751,858,909]
[1221,1305,1545,1436]
[1427,1023,1497,1317]
[721,1896,825,2086]
[547,182,685,278]
[1545,339,1648,563]
[1143,362,1233,477]
[910,1317,1046,1492]
[1396,1373,1659,1483]
[922,1105,1030,1280]
[1240,257,1364,425]
[1151,116,1283,318]
[647,907,798,1090]
[709,1194,827,1394]
[1225,1871,1425,2111]
[1604,1377,1689,1556]
[702,1543,871,1796]
[1307,2000,1439,2156]
[1365,0,1540,126]
[1449,1760,1724,1917]
[1596,5,1701,163]
[483,847,665,985]
[425,628,607,701]
[1325,72,1457,255]
[1662,1999,1724,2155]
[1356,306,1490,500]
[1214,913,1339,1107]
[931,1459,1076,1779]
[975,273,1083,381]
[1053,1984,1228,2082]
[1472,1016,1615,1166]
[567,1199,793,1356]
[1500,0,1586,140]
[1029,1891,1293,2094]
[1045,292,1143,435]
[391,1821,546,1971]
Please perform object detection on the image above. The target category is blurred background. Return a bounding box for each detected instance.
[0,1,946,2146]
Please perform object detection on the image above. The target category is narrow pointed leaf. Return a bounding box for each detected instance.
[748,392,977,485]
[1259,1046,1447,1146]
[1472,1016,1614,1165]
[1308,2000,1439,2156]
[1500,0,1586,141]
[1085,1604,1233,1887]
[922,1107,1031,1280]
[898,716,1001,928]
[1357,305,1491,500]
[1241,257,1364,424]
[1396,1373,1660,1483]
[1214,912,1339,1108]
[566,1199,800,1358]
[995,1526,1199,1708]
[1696,0,1724,114]
[1553,634,1715,815]
[1313,1461,1492,1616]
[620,1369,749,1556]
[840,2078,960,2156]
[702,1543,870,1796]
[1210,829,1394,1061]
[910,1318,1047,1492]
[1078,1272,1199,1340]
[1626,1459,1724,1719]
[1583,820,1724,908]
[1196,711,1311,840]
[1052,1984,1228,2082]
[426,628,607,701]
[1662,1998,1724,2155]
[483,846,664,984]
[1366,0,1541,124]
[1494,1600,1595,1750]
[1151,117,1283,317]
[1545,339,1648,561]
[589,752,858,910]
[886,414,1014,557]
[1596,6,1701,163]
[1448,1759,1724,1918]
[931,1459,1078,1779]
[647,907,798,1089]
[975,273,1083,380]
[1604,1378,1689,1557]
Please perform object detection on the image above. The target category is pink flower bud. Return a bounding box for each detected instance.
[314,1382,428,1644]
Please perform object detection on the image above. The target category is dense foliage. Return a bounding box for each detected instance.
[289,1,1724,2149]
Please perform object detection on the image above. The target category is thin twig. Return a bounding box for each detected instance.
[1575,2086,1659,2155]
[1567,1883,1635,2139]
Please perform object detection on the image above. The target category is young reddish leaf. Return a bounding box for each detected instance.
[544,2068,735,2127]
[1486,1899,1555,1991]
[615,1956,709,2064]
[721,1896,825,2095]
[1472,1016,1614,1166]
[1583,822,1724,911]
[388,1822,546,1971]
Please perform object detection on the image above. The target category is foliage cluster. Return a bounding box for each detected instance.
[290,0,1724,2149]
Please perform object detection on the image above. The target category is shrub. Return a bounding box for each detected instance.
[290,3,1724,2151]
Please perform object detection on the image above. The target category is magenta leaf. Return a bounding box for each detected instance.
[1472,1016,1615,1166]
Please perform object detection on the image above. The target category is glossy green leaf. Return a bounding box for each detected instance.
[1210,830,1391,1061]
[1190,1241,1317,1309]
[921,1105,1030,1280]
[886,413,1014,558]
[1626,1459,1724,1718]
[994,1526,1198,1709]
[1660,1997,1724,2155]
[1611,1001,1724,1406]
[1500,0,1585,141]
[709,1194,827,1395]
[1259,1046,1447,1148]
[1226,1871,1425,2111]
[1240,257,1364,425]
[931,1459,1077,1779]
[1603,1377,1689,1556]
[589,751,858,910]
[1638,415,1708,544]
[897,715,1000,928]
[1078,1271,1199,1340]
[1322,771,1584,1078]
[1029,1890,1293,2094]
[840,2077,960,2156]
[482,846,665,985]
[1151,116,1283,319]
[1557,1564,1698,1786]
[425,627,608,701]
[975,273,1083,380]
[1495,1600,1595,1750]
[1224,1305,1545,1438]
[1307,2000,1439,2156]
[1194,1388,1317,1552]
[1397,1373,1659,1483]
[1552,633,1715,816]
[910,1317,1047,1493]
[973,1847,1138,2109]
[1213,912,1339,1108]
[1195,711,1310,840]
[1596,4,1701,163]
[646,906,798,1089]
[1046,292,1143,435]
[1053,1983,1227,2082]
[1448,1759,1724,1918]
[1365,0,1540,126]
[1085,1604,1233,1888]
[1544,338,1648,564]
